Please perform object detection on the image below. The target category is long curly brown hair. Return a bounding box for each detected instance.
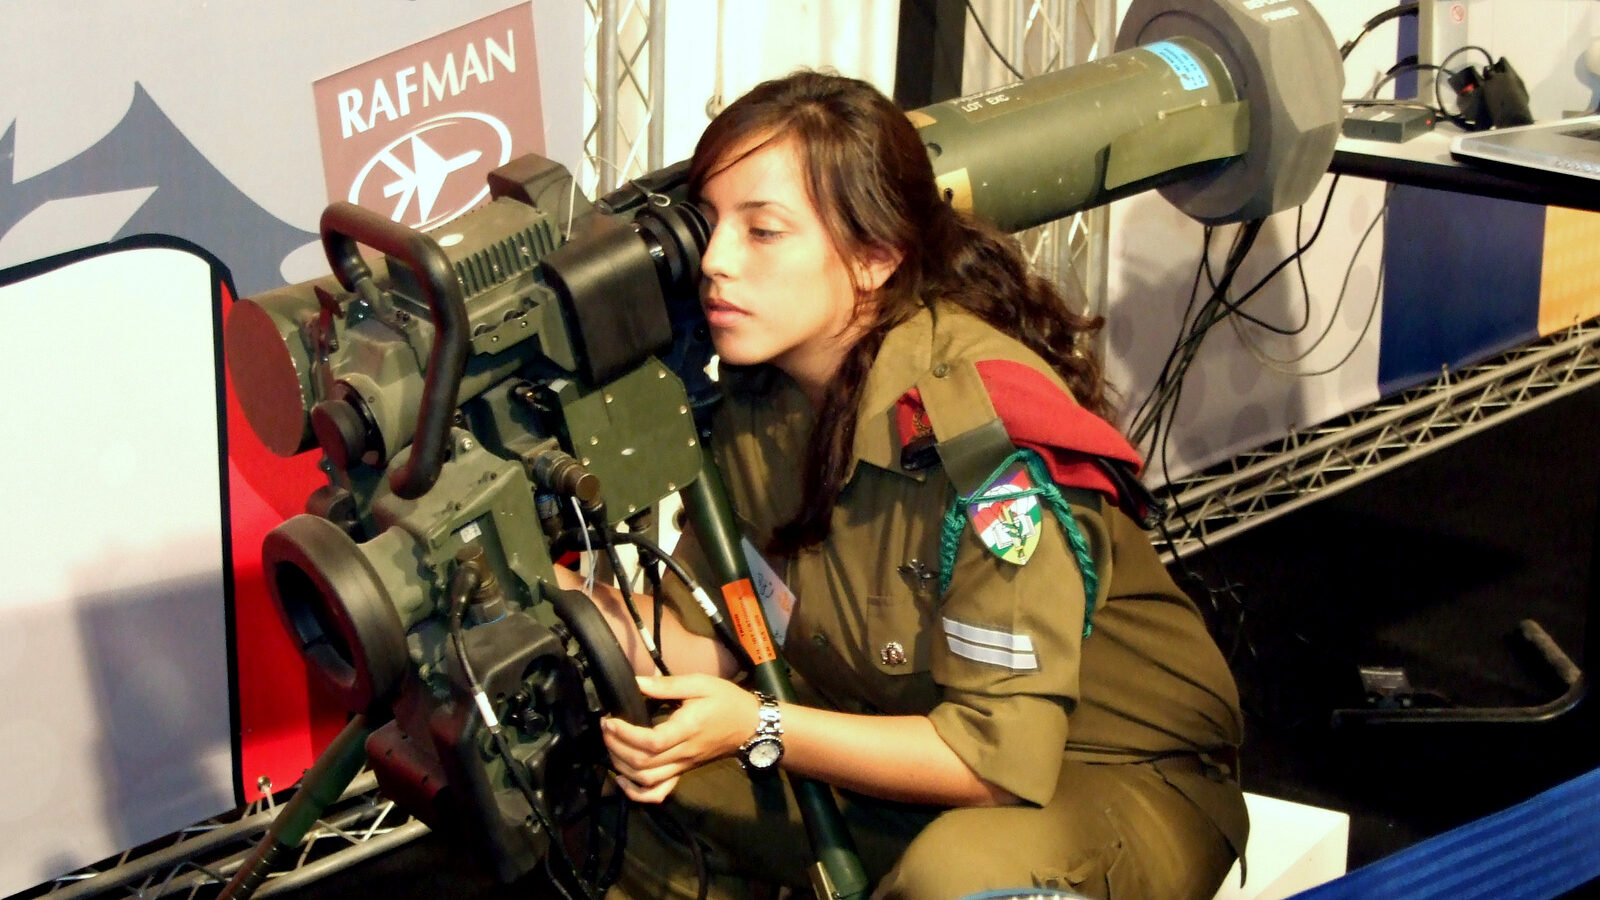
[689,70,1110,554]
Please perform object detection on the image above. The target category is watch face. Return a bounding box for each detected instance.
[746,736,783,769]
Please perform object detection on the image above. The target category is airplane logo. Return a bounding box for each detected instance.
[381,134,481,224]
[347,112,512,230]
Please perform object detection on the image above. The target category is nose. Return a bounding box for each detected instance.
[700,221,735,281]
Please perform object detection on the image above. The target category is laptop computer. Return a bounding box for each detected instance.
[1451,114,1600,179]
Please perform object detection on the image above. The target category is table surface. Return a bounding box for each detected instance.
[1332,126,1600,213]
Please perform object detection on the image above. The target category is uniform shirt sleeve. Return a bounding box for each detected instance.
[925,498,1111,805]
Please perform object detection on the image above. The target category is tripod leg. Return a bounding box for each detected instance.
[219,715,373,900]
[683,456,870,900]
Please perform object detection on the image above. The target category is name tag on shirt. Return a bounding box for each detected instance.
[741,537,796,647]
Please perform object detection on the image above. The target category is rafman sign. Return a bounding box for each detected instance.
[312,5,544,231]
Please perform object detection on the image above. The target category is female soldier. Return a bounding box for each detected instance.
[562,70,1247,900]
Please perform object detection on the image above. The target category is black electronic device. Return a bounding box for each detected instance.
[1342,104,1437,143]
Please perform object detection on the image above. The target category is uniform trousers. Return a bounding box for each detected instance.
[605,756,1239,900]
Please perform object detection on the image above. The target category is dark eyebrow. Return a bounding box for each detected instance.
[704,198,793,217]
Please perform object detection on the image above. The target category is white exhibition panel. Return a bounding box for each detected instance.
[0,244,232,896]
[1100,0,1600,481]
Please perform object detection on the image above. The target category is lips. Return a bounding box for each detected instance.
[703,296,748,328]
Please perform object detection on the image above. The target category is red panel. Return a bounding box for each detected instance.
[222,281,345,799]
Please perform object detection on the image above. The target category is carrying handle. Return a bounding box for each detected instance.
[321,201,469,499]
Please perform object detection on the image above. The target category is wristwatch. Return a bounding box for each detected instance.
[737,691,784,773]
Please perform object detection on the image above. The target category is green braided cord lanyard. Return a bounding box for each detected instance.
[937,448,1100,638]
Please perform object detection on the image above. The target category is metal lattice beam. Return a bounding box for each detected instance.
[584,0,662,195]
[1156,318,1600,561]
[23,773,425,899]
[991,0,1116,319]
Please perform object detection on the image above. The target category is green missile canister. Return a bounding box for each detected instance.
[912,36,1246,233]
[912,0,1345,229]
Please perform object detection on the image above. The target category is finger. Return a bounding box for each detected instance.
[602,716,670,756]
[602,722,661,766]
[607,703,719,764]
[605,741,647,778]
[605,728,706,788]
[614,772,679,805]
[634,776,680,804]
[603,719,701,771]
[611,773,652,803]
[617,756,691,790]
[634,673,722,701]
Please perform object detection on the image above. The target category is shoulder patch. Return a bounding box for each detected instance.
[966,460,1043,565]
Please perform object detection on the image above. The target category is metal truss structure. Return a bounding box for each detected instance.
[1155,317,1600,561]
[583,0,663,196]
[21,773,428,899]
[970,0,1117,320]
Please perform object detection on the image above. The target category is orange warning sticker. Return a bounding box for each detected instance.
[721,578,777,666]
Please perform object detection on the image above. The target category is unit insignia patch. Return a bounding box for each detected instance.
[966,461,1043,565]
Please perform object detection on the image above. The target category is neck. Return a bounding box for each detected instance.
[776,327,866,411]
[779,357,835,411]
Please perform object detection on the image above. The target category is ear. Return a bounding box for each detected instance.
[852,244,903,294]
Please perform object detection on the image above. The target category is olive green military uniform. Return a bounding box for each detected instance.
[618,303,1247,900]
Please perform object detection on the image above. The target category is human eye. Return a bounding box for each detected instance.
[748,225,785,243]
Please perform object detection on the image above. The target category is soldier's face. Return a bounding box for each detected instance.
[697,134,870,401]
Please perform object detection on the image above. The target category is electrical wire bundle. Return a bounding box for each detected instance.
[1228,188,1391,378]
[552,515,752,900]
[1126,170,1398,694]
[1128,214,1271,670]
[445,560,608,900]
[1338,2,1515,131]
[1126,174,1343,460]
[555,506,756,679]
[1346,44,1504,130]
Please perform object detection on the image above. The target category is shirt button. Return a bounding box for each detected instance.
[932,363,950,377]
[811,633,830,648]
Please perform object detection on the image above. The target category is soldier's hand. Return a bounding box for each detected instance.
[601,674,760,803]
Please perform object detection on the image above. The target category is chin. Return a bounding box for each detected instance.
[710,340,772,369]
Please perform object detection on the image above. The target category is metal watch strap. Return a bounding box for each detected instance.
[753,691,781,733]
[738,691,783,772]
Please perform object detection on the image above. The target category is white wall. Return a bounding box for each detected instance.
[1457,0,1600,119]
[0,0,586,287]
[0,5,587,890]
[659,0,902,165]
